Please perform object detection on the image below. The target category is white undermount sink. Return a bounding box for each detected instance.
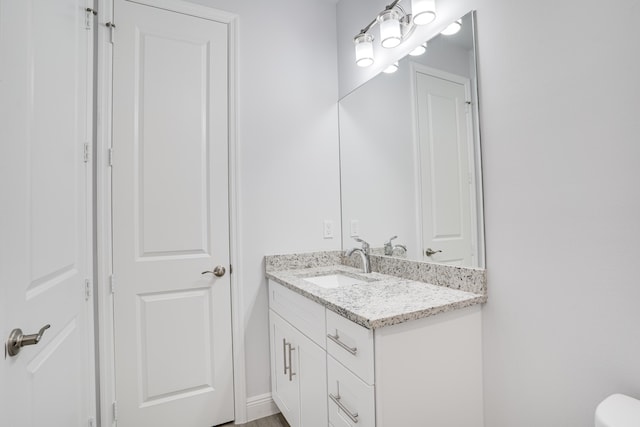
[302,273,369,289]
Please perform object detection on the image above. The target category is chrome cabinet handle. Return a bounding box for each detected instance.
[327,331,357,355]
[282,339,296,381]
[287,342,296,381]
[282,338,288,375]
[201,265,226,277]
[329,393,359,423]
[6,324,50,357]
[425,248,442,256]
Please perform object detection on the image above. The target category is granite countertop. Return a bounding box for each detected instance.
[266,264,487,329]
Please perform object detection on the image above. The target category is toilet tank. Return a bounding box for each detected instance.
[595,394,640,427]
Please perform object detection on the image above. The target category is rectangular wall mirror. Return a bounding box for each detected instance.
[339,11,485,268]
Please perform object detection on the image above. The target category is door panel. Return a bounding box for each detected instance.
[139,289,215,404]
[112,1,233,425]
[29,319,83,427]
[0,0,94,426]
[138,31,211,257]
[416,71,472,266]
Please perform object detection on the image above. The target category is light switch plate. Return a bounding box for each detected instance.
[323,220,334,239]
[350,219,359,237]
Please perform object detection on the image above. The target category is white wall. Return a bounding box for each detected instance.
[185,0,342,400]
[339,0,640,425]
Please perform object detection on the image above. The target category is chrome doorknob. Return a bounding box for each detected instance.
[6,324,50,357]
[425,248,443,256]
[201,265,226,277]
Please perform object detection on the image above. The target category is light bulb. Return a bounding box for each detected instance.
[412,0,436,25]
[409,42,427,56]
[383,62,399,74]
[441,19,462,35]
[378,9,402,49]
[354,33,374,67]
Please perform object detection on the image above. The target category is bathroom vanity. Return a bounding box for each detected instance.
[265,9,488,426]
[265,254,486,427]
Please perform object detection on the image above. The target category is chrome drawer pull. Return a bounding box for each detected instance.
[329,393,359,423]
[327,331,358,355]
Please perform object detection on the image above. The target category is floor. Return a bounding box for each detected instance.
[222,413,290,427]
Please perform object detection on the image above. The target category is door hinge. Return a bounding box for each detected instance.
[112,401,118,421]
[83,143,90,163]
[106,22,116,44]
[85,279,92,301]
[110,274,115,294]
[85,8,97,30]
[108,147,113,167]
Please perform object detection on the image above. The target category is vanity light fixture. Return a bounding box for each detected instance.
[411,0,436,25]
[353,0,437,67]
[441,19,462,35]
[378,9,402,48]
[383,62,399,73]
[354,33,375,67]
[409,42,427,56]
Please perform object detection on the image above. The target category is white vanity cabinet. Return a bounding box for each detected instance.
[268,279,484,427]
[269,281,328,427]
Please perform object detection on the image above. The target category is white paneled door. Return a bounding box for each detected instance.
[111,0,233,425]
[415,69,474,266]
[0,0,95,426]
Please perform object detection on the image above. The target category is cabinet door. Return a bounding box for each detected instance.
[297,328,327,427]
[269,311,300,427]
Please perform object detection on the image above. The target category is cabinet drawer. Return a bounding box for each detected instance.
[328,355,375,427]
[326,309,374,384]
[268,280,326,348]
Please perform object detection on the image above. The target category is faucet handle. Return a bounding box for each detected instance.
[383,236,397,255]
[353,237,370,252]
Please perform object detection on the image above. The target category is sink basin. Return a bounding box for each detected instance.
[302,273,369,289]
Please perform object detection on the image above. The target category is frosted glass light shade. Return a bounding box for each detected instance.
[409,42,427,56]
[383,62,399,74]
[412,0,436,25]
[441,19,462,35]
[378,10,402,48]
[354,33,374,67]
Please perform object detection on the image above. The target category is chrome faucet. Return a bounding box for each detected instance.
[345,237,371,273]
[384,236,397,255]
[384,236,407,256]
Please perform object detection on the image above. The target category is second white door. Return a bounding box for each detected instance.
[111,0,233,425]
[415,69,474,266]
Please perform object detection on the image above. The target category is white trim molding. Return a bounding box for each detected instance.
[226,11,248,426]
[96,2,116,426]
[246,393,280,423]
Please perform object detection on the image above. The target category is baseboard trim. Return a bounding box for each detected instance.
[246,392,280,422]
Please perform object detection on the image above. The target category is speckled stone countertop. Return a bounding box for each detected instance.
[265,264,486,329]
